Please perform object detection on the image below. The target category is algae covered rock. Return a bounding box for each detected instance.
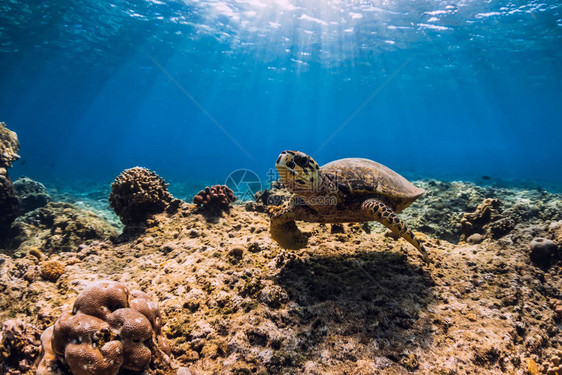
[399,180,562,244]
[397,180,487,243]
[109,167,174,225]
[0,173,18,239]
[13,177,50,214]
[8,202,118,256]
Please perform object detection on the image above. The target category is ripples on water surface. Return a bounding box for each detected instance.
[0,1,560,187]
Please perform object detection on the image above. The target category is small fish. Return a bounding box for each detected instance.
[481,175,491,180]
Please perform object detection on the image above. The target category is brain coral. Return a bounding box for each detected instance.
[38,280,170,375]
[109,167,174,225]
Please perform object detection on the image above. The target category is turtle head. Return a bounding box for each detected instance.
[275,150,321,195]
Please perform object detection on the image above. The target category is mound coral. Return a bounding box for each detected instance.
[109,167,174,225]
[530,238,558,267]
[193,185,236,212]
[39,260,65,282]
[38,280,170,375]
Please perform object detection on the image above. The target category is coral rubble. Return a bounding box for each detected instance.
[109,167,175,225]
[38,280,170,375]
[0,319,41,375]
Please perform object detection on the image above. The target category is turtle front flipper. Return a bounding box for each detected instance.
[361,199,430,263]
[268,205,308,250]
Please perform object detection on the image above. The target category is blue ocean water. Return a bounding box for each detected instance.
[0,0,561,193]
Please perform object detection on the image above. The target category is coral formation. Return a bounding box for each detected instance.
[399,180,562,244]
[109,167,174,225]
[466,233,484,244]
[38,280,170,375]
[487,216,516,239]
[0,319,41,375]
[36,326,59,374]
[13,177,50,214]
[39,260,65,282]
[0,122,20,240]
[0,122,20,169]
[8,202,118,257]
[192,185,236,212]
[530,238,558,267]
[460,198,501,240]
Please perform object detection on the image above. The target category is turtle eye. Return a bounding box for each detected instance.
[286,159,296,169]
[294,155,309,168]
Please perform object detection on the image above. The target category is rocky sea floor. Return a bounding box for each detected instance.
[1,178,562,374]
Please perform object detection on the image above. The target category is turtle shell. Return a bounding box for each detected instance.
[320,158,424,212]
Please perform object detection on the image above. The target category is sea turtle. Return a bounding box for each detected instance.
[269,150,429,262]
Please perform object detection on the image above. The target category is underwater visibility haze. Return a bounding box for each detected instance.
[0,0,561,190]
[3,2,562,375]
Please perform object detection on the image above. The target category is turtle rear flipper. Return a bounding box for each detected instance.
[361,199,430,263]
